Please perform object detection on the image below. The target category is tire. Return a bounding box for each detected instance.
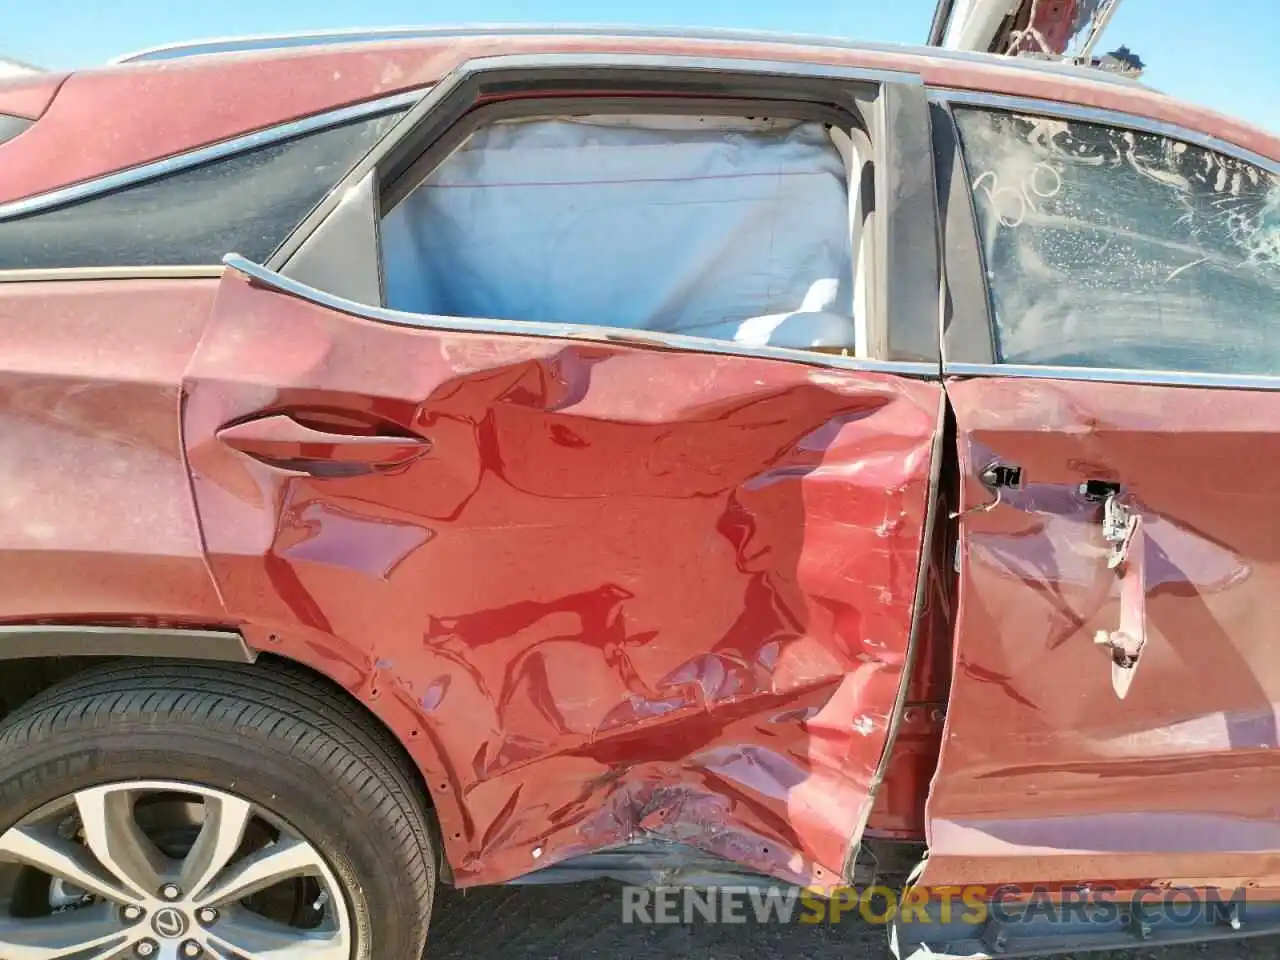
[0,658,437,959]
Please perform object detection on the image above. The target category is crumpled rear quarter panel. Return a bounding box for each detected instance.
[183,273,942,886]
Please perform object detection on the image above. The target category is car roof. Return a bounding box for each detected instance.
[1,25,1275,207]
[100,25,1278,158]
[109,23,1144,88]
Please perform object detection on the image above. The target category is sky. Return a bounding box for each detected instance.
[3,0,1277,133]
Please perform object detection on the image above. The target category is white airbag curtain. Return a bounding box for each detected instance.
[381,115,855,348]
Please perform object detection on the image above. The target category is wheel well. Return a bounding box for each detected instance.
[0,656,111,717]
[0,652,439,823]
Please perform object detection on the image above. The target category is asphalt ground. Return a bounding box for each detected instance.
[427,882,1280,959]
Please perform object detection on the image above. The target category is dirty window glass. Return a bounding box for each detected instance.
[0,109,404,270]
[954,107,1280,375]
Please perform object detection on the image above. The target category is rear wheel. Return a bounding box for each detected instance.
[0,660,437,959]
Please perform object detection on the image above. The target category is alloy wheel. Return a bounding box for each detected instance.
[0,779,352,959]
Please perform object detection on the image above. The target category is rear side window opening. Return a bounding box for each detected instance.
[377,109,877,356]
[0,109,405,271]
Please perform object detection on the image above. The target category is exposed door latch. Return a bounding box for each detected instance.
[950,461,1023,520]
[1100,490,1140,571]
[1091,488,1147,699]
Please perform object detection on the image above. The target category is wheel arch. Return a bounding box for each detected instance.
[0,625,454,881]
[0,623,257,663]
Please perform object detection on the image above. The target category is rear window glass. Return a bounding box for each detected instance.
[954,107,1280,376]
[0,110,403,269]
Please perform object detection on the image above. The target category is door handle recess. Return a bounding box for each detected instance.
[217,414,430,476]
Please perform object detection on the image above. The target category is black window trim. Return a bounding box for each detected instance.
[930,99,998,366]
[0,92,421,280]
[931,86,1280,389]
[269,52,921,267]
[0,113,33,149]
[0,88,425,226]
[267,50,943,367]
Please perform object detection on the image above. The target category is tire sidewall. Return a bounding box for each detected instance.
[0,720,429,959]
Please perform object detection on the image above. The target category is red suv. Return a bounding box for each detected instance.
[0,26,1277,960]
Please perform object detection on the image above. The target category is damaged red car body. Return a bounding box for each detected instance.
[0,25,1277,960]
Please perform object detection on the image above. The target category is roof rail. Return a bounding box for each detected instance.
[110,24,878,62]
[108,22,1141,87]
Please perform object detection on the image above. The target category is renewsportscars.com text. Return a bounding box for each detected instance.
[621,884,1250,927]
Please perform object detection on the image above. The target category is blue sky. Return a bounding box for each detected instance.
[5,0,1277,132]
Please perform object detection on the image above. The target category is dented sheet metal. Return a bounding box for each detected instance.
[923,377,1280,894]
[182,270,942,887]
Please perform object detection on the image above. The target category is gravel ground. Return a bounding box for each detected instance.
[428,883,1280,959]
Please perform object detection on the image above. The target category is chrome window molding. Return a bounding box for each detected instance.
[0,89,424,224]
[947,362,1280,392]
[0,265,225,283]
[225,254,940,379]
[930,88,1280,175]
[109,26,1139,86]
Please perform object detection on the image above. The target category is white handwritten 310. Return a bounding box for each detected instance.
[972,162,1063,228]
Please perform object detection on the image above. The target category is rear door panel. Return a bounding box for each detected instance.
[183,266,943,886]
[923,375,1280,890]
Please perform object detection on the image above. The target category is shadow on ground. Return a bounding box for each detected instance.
[428,883,1280,959]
